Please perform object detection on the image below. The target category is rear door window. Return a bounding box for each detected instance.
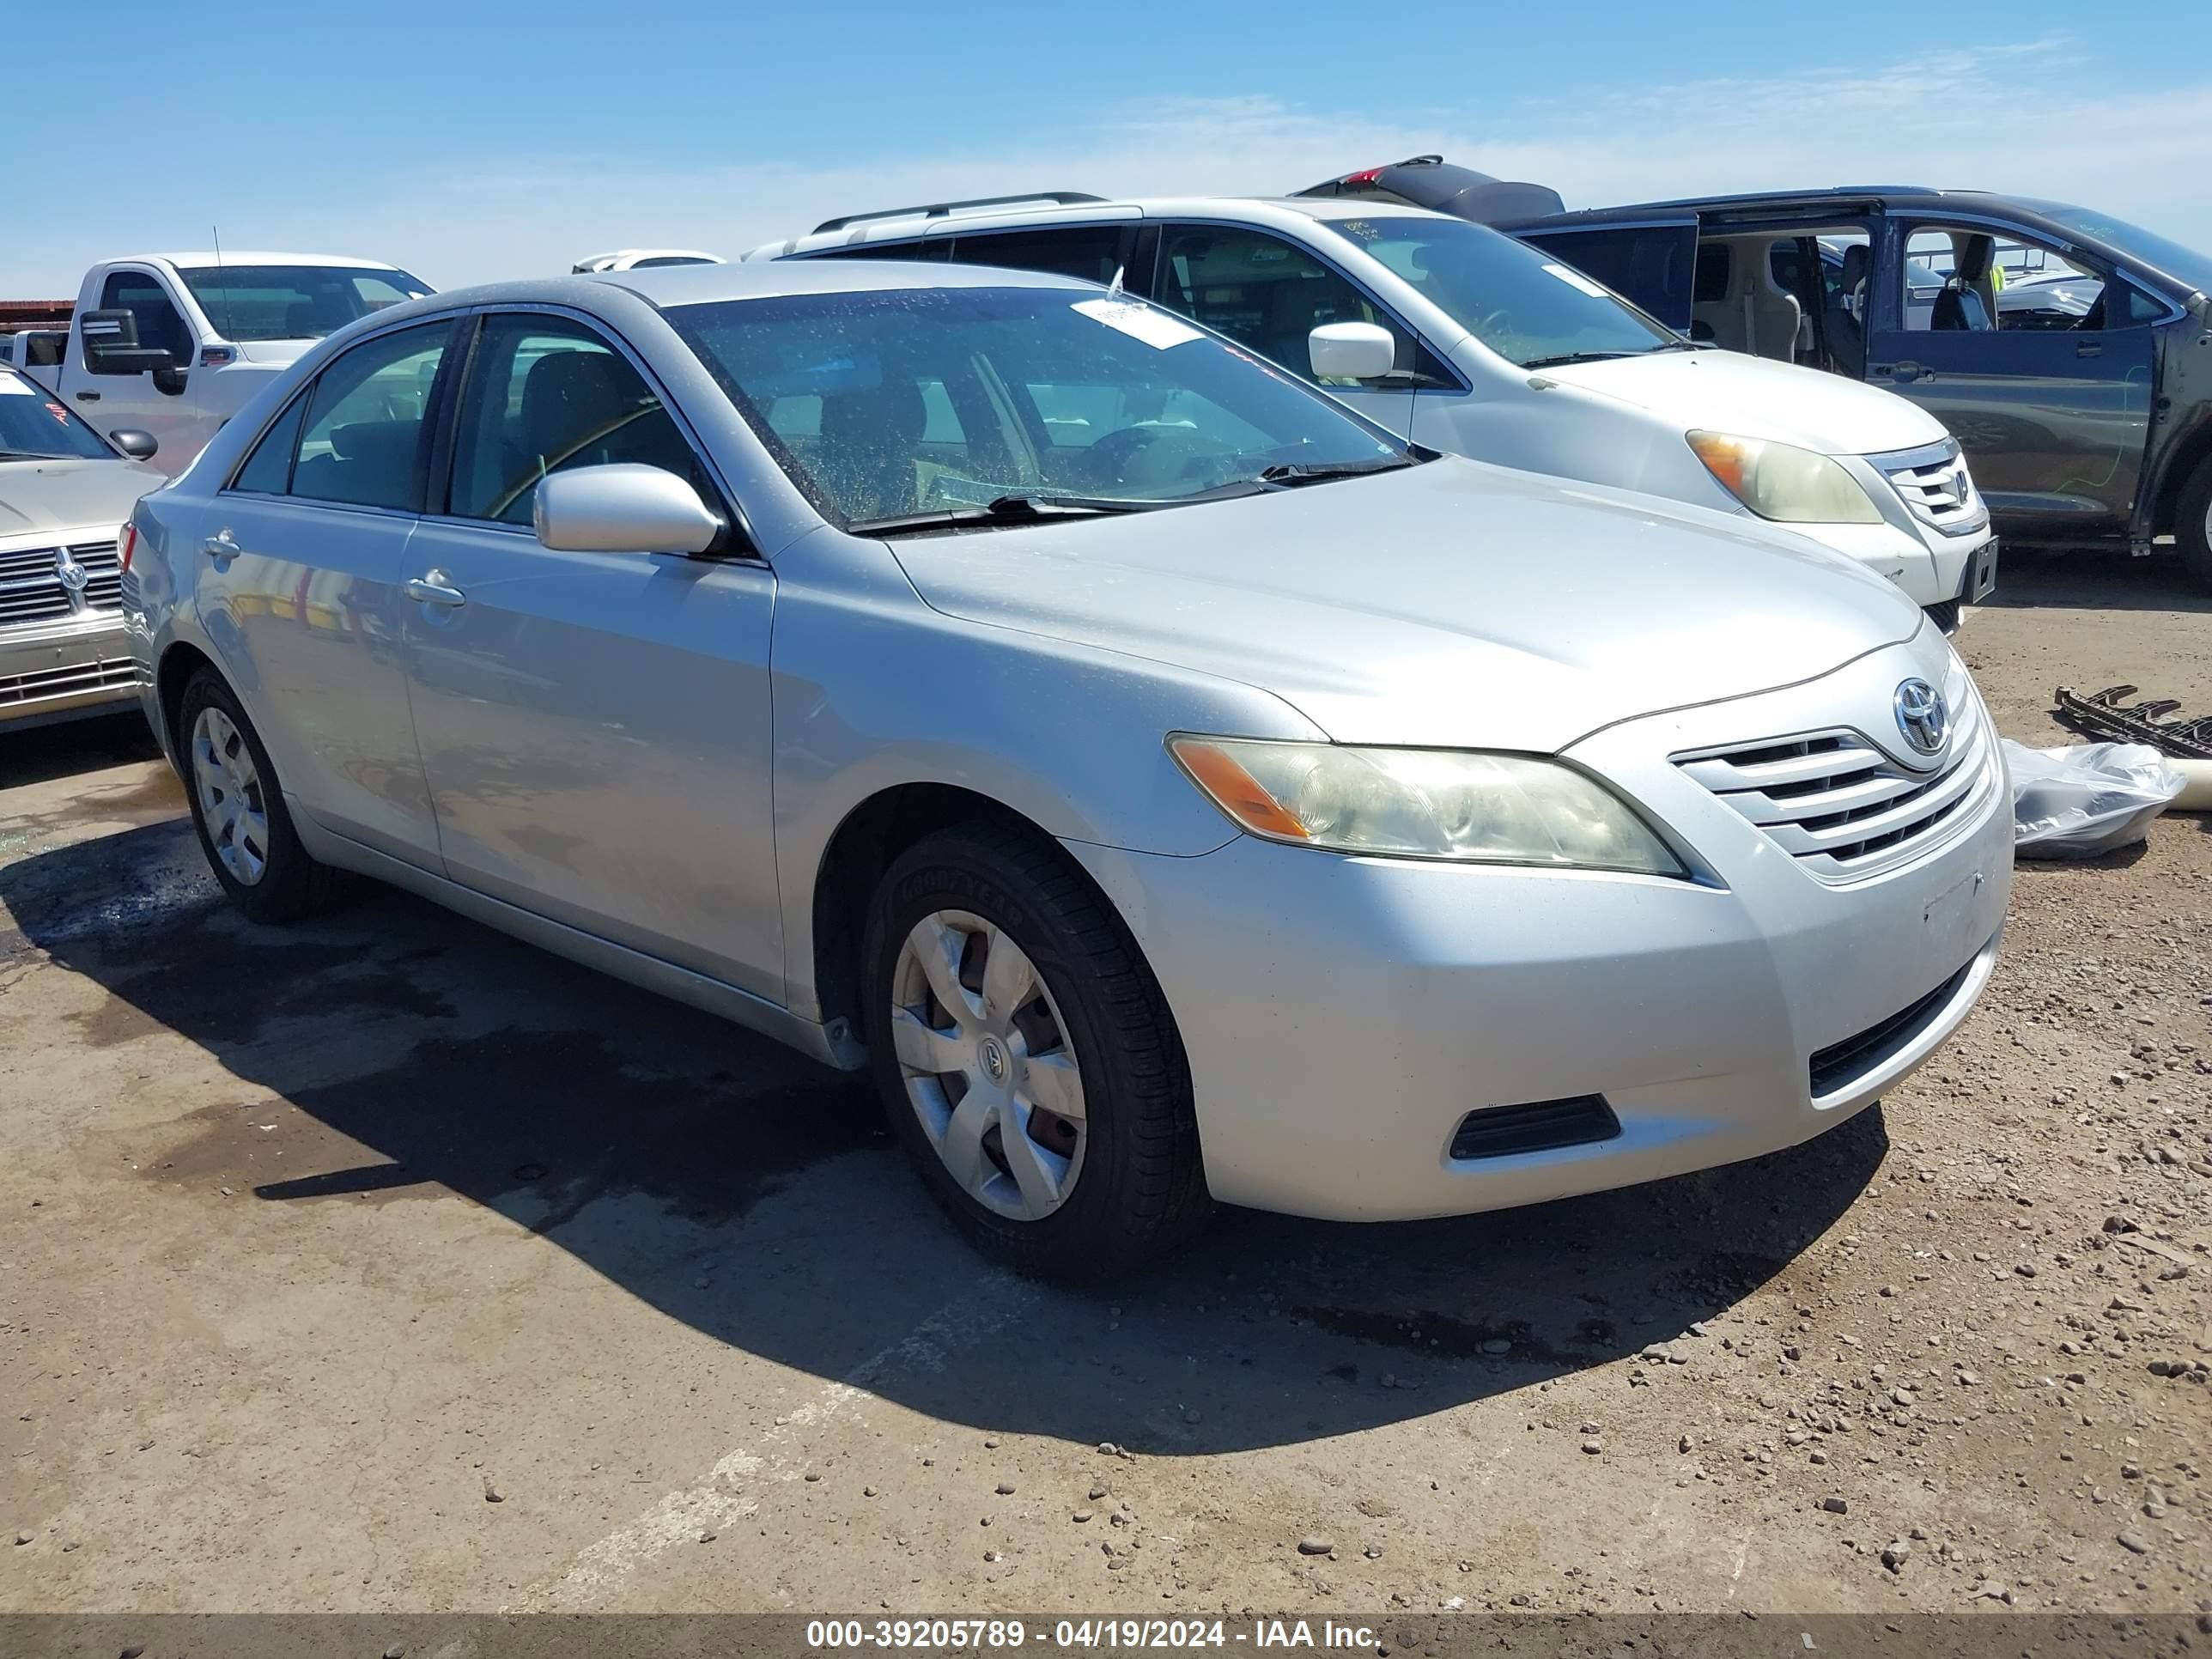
[948,227,1131,286]
[288,321,455,512]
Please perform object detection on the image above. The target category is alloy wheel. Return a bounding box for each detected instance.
[890,908,1087,1220]
[191,706,271,886]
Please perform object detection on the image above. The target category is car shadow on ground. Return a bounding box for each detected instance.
[1,817,1887,1455]
[0,711,162,792]
[1980,547,2212,615]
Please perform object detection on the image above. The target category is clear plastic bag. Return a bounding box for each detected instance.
[2002,739,2184,859]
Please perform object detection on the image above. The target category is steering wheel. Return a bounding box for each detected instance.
[1080,426,1159,488]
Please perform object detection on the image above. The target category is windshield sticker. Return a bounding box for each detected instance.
[0,375,35,395]
[45,401,70,425]
[1541,262,1613,299]
[1072,298,1202,351]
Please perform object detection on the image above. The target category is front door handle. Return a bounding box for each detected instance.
[76,391,100,402]
[2076,340,2103,358]
[1888,360,1930,384]
[403,570,467,608]
[202,531,240,558]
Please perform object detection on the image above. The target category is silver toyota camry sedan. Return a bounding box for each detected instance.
[124,260,2012,1273]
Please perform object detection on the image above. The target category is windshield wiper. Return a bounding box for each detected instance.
[1255,454,1423,488]
[857,494,1169,537]
[0,449,70,461]
[1519,350,1636,368]
[1643,339,1711,353]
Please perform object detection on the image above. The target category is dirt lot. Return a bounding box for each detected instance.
[2,550,2207,1620]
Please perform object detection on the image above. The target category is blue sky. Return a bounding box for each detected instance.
[15,2,2209,292]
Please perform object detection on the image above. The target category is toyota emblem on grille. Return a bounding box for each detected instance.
[55,551,89,593]
[1894,678,1947,755]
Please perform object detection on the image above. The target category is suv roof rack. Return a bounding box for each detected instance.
[812,192,1107,235]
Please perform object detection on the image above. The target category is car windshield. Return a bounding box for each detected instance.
[177,264,434,342]
[0,369,115,460]
[1322,215,1680,367]
[2021,203,2212,295]
[670,285,1413,527]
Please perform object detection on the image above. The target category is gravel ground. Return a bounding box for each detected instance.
[1,549,2206,1618]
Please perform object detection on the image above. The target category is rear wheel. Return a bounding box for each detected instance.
[179,669,344,923]
[2178,458,2212,592]
[862,823,1208,1277]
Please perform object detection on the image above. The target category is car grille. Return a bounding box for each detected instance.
[1808,960,1973,1098]
[1871,439,1989,538]
[1674,691,1996,883]
[0,540,124,628]
[0,654,137,710]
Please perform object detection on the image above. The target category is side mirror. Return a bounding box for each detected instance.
[1309,321,1397,383]
[109,428,159,460]
[152,364,190,397]
[81,309,180,378]
[533,464,723,556]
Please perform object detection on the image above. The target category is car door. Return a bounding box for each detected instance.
[1865,222,2156,537]
[1510,218,1702,334]
[76,266,203,461]
[192,317,457,860]
[1149,223,1417,436]
[398,308,783,1001]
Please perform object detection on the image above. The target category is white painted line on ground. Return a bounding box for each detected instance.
[507,1271,1039,1611]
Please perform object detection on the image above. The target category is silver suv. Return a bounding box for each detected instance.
[125,261,2011,1273]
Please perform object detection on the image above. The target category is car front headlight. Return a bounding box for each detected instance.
[1168,737,1686,876]
[1686,430,1883,525]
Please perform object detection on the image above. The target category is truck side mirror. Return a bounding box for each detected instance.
[81,309,181,378]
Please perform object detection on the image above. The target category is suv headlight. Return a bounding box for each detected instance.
[1687,430,1883,524]
[1169,738,1685,875]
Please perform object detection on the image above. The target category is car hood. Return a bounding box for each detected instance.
[226,338,318,366]
[884,457,1925,752]
[0,458,164,538]
[1537,349,1948,456]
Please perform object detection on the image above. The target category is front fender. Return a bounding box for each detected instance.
[768,557,1322,1020]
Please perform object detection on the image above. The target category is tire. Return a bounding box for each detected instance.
[861,822,1209,1278]
[2178,458,2212,593]
[177,668,345,923]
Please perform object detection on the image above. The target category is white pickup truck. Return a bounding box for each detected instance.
[23,252,432,476]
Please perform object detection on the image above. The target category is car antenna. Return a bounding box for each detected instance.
[210,224,240,343]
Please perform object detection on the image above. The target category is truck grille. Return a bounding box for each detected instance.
[0,655,138,710]
[0,540,124,628]
[1675,692,1996,883]
[1871,439,1989,538]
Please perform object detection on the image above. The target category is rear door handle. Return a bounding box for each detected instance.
[76,391,100,402]
[2075,340,2103,358]
[403,570,467,607]
[1888,361,1930,384]
[202,531,240,558]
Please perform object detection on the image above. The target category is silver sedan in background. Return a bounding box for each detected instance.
[124,261,2011,1274]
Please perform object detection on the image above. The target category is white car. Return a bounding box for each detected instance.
[27,253,433,477]
[125,260,2009,1270]
[570,249,726,272]
[754,193,1998,627]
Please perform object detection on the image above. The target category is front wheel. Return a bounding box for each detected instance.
[861,824,1208,1277]
[2178,458,2212,592]
[179,669,344,923]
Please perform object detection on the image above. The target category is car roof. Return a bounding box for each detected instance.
[1494,186,2063,229]
[123,251,410,270]
[408,259,1108,318]
[753,195,1462,260]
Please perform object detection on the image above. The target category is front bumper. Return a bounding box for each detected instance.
[1068,636,2014,1222]
[0,613,139,731]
